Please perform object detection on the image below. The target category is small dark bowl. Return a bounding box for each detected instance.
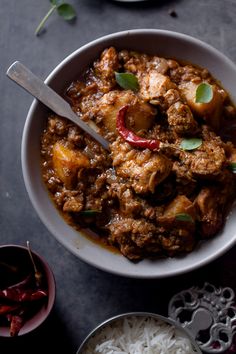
[0,244,56,337]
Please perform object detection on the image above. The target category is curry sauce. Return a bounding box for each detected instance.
[41,47,236,260]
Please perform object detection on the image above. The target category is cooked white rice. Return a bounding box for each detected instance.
[81,316,197,354]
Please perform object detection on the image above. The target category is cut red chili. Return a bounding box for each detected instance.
[116,105,160,150]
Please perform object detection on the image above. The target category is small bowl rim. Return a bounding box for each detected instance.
[0,244,56,337]
[76,311,202,354]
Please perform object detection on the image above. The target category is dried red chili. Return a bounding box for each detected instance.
[116,105,160,150]
[0,271,48,336]
[0,287,47,302]
[9,313,25,337]
[0,304,20,315]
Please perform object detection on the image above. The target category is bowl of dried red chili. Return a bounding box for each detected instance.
[0,244,56,337]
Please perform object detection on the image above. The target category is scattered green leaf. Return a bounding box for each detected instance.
[175,213,194,223]
[228,162,236,173]
[57,3,77,20]
[115,72,139,92]
[195,82,213,103]
[79,210,102,217]
[35,0,76,36]
[180,138,202,151]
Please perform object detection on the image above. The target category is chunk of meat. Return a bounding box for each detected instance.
[108,183,142,217]
[139,71,175,102]
[167,101,198,135]
[195,187,223,238]
[172,161,197,197]
[121,51,169,76]
[96,90,156,134]
[108,216,160,260]
[121,50,149,74]
[179,126,226,177]
[47,116,68,136]
[63,194,84,212]
[107,173,158,219]
[93,47,120,92]
[170,64,209,84]
[159,228,195,255]
[108,214,195,259]
[66,81,100,113]
[148,56,170,74]
[52,142,90,188]
[111,138,172,194]
[139,71,198,135]
[195,171,235,238]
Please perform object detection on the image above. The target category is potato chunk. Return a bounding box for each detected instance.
[157,195,197,238]
[97,90,156,134]
[179,82,226,130]
[52,142,89,188]
[161,195,196,220]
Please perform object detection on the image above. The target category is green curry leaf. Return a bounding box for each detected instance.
[180,138,202,151]
[57,3,77,20]
[35,1,76,36]
[195,83,213,103]
[175,213,194,223]
[228,162,236,173]
[115,72,139,92]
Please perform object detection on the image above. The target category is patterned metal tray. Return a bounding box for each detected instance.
[169,283,236,353]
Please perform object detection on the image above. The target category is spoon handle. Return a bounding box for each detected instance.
[6,61,110,151]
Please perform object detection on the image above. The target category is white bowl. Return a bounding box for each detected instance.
[22,29,236,278]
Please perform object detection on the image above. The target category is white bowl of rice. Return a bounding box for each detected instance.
[76,312,201,354]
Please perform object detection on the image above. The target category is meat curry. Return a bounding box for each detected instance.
[41,47,236,260]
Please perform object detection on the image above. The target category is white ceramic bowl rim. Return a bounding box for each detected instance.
[21,29,236,279]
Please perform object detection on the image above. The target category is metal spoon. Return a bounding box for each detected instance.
[6,61,110,151]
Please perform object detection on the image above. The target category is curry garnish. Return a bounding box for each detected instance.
[35,0,76,36]
[115,72,139,92]
[195,82,213,103]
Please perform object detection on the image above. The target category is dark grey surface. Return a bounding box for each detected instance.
[1,0,236,352]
